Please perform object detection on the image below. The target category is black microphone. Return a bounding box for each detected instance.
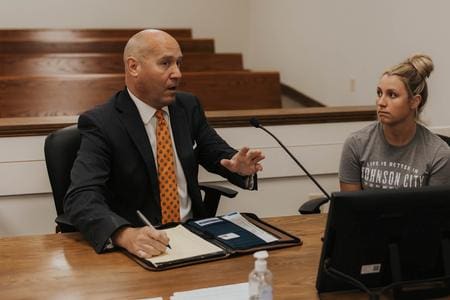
[250,118,331,214]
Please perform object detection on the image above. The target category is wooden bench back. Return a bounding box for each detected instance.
[0,28,192,39]
[0,38,215,54]
[0,53,243,75]
[0,72,281,117]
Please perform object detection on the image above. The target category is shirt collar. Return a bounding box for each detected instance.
[127,88,169,125]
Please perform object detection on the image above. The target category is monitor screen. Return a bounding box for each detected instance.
[316,185,450,299]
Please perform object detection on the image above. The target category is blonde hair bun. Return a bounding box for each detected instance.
[406,54,434,79]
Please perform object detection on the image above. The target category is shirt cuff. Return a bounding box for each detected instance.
[246,174,255,189]
[103,238,116,251]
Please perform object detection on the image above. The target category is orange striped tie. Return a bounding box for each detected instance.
[155,110,180,224]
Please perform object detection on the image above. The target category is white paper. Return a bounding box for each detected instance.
[222,212,278,243]
[146,225,224,266]
[171,282,248,300]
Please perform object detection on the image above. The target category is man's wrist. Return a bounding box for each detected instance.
[111,226,131,248]
[103,226,130,251]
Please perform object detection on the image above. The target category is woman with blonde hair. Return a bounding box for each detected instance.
[339,54,450,191]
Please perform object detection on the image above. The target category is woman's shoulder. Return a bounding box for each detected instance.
[416,124,450,154]
[346,122,380,143]
[417,124,448,144]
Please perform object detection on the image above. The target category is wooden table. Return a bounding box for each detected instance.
[0,214,372,299]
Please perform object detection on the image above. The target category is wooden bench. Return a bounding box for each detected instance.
[0,53,244,75]
[0,28,192,39]
[0,38,215,54]
[0,72,281,117]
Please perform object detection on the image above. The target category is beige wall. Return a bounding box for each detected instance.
[247,0,450,127]
[1,1,450,236]
[0,0,250,55]
[2,0,449,126]
[0,122,367,236]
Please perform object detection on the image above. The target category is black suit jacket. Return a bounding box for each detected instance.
[64,89,252,253]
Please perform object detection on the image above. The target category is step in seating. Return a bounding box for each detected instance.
[0,28,192,39]
[0,38,215,54]
[0,53,244,75]
[0,72,281,117]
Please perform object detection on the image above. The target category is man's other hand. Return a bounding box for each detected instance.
[220,147,265,176]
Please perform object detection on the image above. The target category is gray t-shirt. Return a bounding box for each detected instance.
[339,122,450,189]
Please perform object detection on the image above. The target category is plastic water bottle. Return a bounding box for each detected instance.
[248,250,273,300]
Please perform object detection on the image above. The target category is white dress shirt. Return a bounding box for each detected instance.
[129,89,193,221]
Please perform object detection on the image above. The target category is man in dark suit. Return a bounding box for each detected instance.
[64,29,264,258]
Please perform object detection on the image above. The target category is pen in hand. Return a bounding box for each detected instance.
[136,210,172,249]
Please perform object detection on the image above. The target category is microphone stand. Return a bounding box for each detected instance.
[250,118,330,214]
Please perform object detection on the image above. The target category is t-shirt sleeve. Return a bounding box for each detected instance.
[428,145,450,186]
[339,135,362,184]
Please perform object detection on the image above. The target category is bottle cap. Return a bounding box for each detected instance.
[254,250,268,272]
[253,250,268,260]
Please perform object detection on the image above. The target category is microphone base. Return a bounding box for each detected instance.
[298,197,329,214]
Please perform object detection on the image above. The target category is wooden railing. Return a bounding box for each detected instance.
[0,106,377,137]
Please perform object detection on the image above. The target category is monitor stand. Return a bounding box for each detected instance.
[388,240,450,300]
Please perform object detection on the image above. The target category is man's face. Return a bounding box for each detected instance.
[133,36,182,109]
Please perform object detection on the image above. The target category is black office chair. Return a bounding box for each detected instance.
[298,134,450,215]
[44,125,238,233]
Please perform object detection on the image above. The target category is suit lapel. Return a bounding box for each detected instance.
[115,90,160,200]
[169,103,196,178]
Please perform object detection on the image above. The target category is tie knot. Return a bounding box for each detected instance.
[155,110,165,121]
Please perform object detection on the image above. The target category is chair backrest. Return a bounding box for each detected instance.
[43,124,237,231]
[438,134,450,146]
[44,125,80,218]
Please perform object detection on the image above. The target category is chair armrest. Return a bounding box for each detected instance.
[199,183,238,198]
[199,183,238,217]
[298,197,329,215]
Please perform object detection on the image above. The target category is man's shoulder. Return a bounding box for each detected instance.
[174,91,198,104]
[172,91,202,111]
[78,89,128,128]
[82,90,126,118]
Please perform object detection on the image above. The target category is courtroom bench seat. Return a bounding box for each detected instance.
[0,53,244,75]
[0,71,281,117]
[0,38,215,54]
[0,28,192,39]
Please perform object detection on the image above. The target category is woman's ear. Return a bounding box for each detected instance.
[410,94,422,110]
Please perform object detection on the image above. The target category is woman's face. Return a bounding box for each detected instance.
[376,74,418,127]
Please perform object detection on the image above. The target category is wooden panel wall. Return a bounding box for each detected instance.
[0,28,282,120]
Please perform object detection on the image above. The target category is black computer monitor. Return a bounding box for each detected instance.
[316,185,450,299]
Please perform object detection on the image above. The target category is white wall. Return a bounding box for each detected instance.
[247,0,450,127]
[0,0,250,56]
[0,122,366,236]
[2,0,449,127]
[1,1,450,236]
[1,122,449,236]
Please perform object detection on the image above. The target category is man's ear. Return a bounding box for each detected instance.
[411,94,422,110]
[126,57,139,77]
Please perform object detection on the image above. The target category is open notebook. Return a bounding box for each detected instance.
[125,212,301,271]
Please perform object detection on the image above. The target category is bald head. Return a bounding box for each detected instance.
[123,29,179,65]
[123,29,183,108]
